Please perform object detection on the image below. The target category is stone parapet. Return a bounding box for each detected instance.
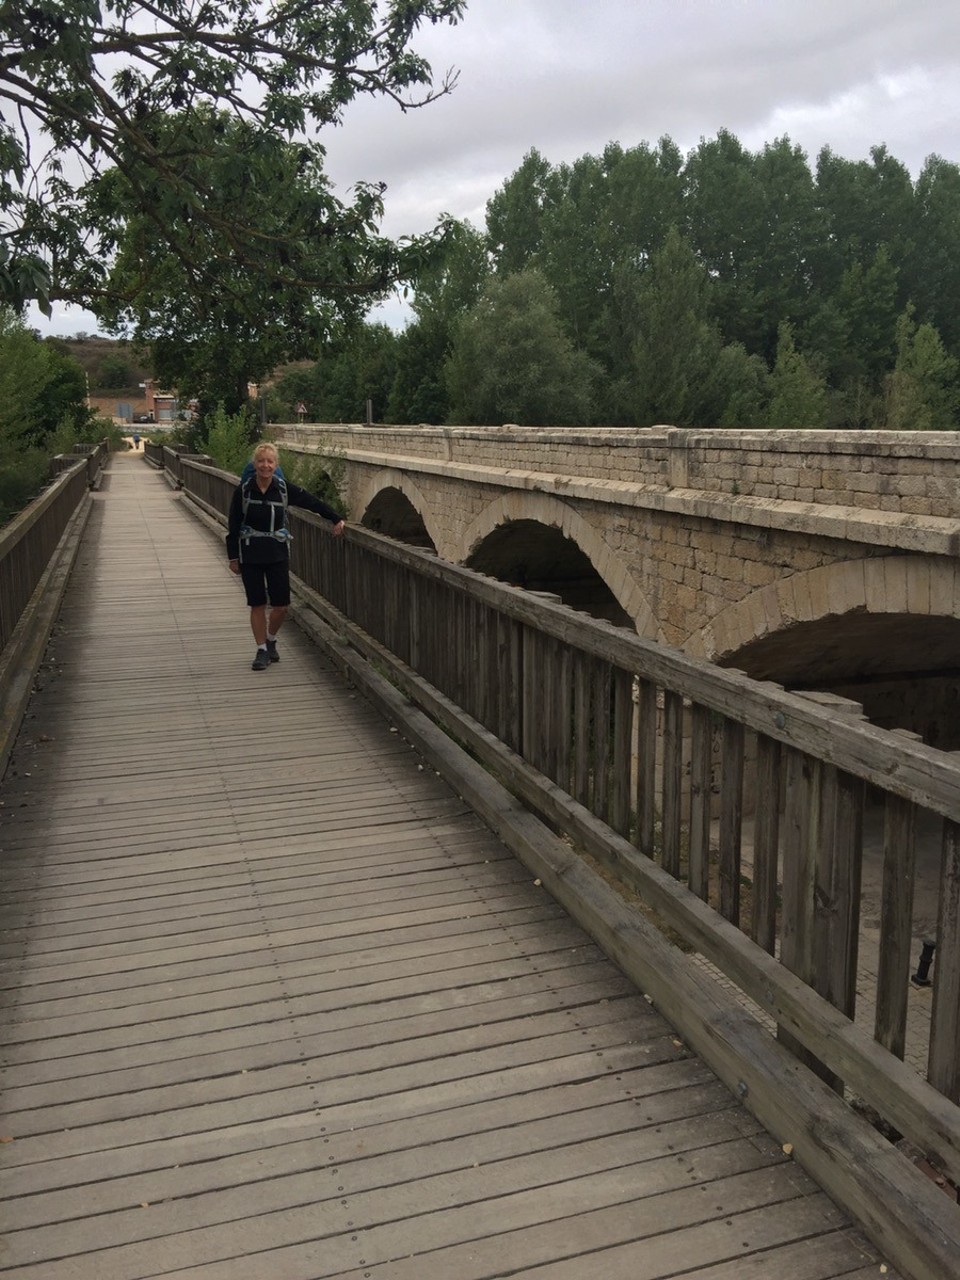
[278,431,960,558]
[275,423,960,521]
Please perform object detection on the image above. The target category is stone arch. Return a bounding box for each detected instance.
[690,555,960,745]
[354,469,445,555]
[693,556,960,665]
[458,492,659,637]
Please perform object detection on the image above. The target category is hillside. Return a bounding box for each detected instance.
[44,334,153,395]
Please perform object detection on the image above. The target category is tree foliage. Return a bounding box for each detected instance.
[95,352,137,389]
[387,217,489,422]
[91,106,426,411]
[886,306,959,430]
[455,132,960,430]
[445,269,599,426]
[0,307,103,520]
[271,323,399,424]
[0,308,89,445]
[0,0,465,314]
[288,129,960,432]
[767,322,829,428]
[611,228,732,426]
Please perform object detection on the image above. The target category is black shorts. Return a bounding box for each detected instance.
[239,559,290,608]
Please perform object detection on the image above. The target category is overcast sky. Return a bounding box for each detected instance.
[32,0,960,336]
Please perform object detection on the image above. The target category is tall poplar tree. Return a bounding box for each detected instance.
[910,156,960,357]
[768,322,829,428]
[387,219,489,423]
[886,307,959,430]
[445,269,599,426]
[614,228,729,426]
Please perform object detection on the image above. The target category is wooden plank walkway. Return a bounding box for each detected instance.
[0,452,898,1279]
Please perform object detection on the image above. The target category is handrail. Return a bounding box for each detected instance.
[0,454,96,778]
[50,439,108,488]
[0,458,91,650]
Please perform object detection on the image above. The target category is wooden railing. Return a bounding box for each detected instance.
[146,442,214,489]
[49,440,109,489]
[174,453,960,1277]
[0,450,102,651]
[0,449,103,777]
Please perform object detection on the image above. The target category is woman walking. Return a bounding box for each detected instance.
[227,442,345,670]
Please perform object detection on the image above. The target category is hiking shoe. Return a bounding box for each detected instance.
[251,648,270,671]
[266,639,280,663]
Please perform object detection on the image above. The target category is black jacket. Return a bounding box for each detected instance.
[226,477,343,564]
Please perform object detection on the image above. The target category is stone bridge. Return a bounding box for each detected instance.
[275,424,960,748]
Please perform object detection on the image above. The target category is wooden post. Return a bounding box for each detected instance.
[661,690,684,877]
[875,792,917,1059]
[751,735,781,954]
[688,703,712,901]
[929,818,960,1102]
[611,667,633,838]
[719,718,744,924]
[634,677,657,858]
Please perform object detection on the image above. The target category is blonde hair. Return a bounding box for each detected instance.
[251,442,278,463]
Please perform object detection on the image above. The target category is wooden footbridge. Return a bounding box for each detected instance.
[1,447,959,1279]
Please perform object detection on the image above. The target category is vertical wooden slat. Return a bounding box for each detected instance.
[408,573,422,675]
[442,587,461,705]
[521,625,540,769]
[540,632,561,783]
[458,590,471,708]
[751,735,781,955]
[573,653,592,809]
[823,767,864,1019]
[634,677,657,857]
[463,594,483,723]
[718,719,744,924]
[343,537,359,634]
[429,575,445,698]
[803,763,865,1095]
[327,520,345,613]
[554,644,574,795]
[929,818,960,1102]
[778,747,817,1069]
[383,557,399,655]
[610,666,633,838]
[874,793,916,1058]
[592,660,613,825]
[780,747,819,984]
[497,613,522,753]
[688,703,712,902]
[779,746,847,1087]
[485,602,502,737]
[402,564,415,662]
[661,690,684,878]
[468,596,486,727]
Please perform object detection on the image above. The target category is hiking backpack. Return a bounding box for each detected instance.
[238,464,291,545]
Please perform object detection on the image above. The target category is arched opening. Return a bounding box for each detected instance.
[361,487,437,552]
[721,613,960,749]
[466,519,633,627]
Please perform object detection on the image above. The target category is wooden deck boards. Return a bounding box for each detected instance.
[0,454,897,1278]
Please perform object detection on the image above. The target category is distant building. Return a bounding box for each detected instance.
[139,379,178,423]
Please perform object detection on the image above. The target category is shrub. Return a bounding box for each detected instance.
[279,442,347,516]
